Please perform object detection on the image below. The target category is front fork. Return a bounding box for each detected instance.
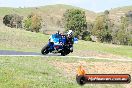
[47,42,54,51]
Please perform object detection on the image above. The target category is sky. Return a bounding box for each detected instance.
[0,0,132,12]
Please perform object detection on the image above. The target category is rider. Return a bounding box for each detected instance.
[53,30,74,45]
[66,30,74,52]
[66,30,74,44]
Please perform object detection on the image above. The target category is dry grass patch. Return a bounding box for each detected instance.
[49,58,132,88]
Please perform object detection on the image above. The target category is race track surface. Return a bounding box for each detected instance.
[0,50,132,62]
[0,50,41,55]
[0,50,61,56]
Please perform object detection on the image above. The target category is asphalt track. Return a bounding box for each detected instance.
[0,50,41,55]
[0,50,132,62]
[0,50,61,56]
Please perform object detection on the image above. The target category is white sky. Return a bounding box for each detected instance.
[0,0,132,12]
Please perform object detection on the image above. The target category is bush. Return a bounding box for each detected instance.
[115,16,132,45]
[82,31,92,41]
[83,35,92,41]
[92,14,112,43]
[24,14,42,32]
[128,38,132,46]
[3,14,23,28]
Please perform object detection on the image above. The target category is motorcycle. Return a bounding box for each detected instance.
[41,33,78,56]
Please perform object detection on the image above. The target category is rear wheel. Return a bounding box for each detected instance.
[41,44,49,55]
[61,48,70,56]
[61,51,66,56]
[61,45,71,56]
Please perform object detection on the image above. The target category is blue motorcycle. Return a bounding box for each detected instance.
[41,33,78,56]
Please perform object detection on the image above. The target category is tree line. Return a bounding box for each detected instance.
[3,13,42,32]
[2,9,132,46]
[63,9,132,46]
[91,10,132,45]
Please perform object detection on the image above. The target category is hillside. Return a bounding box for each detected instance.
[0,25,132,58]
[0,25,132,88]
[0,4,96,34]
[106,6,132,24]
[0,4,132,34]
[0,5,132,88]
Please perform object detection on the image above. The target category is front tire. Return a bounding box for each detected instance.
[41,44,49,55]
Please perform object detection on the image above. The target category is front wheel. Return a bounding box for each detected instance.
[41,44,49,55]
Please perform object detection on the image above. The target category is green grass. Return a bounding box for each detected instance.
[75,40,132,58]
[0,56,127,88]
[0,4,132,88]
[0,25,49,52]
[0,25,132,58]
[0,57,76,88]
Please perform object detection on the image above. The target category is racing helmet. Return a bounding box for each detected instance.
[67,30,73,37]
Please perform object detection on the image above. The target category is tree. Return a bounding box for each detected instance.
[116,29,128,45]
[111,12,132,46]
[3,14,23,28]
[63,9,87,39]
[24,14,42,32]
[116,16,132,45]
[92,14,112,42]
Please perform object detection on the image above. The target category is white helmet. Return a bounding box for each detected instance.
[67,30,73,36]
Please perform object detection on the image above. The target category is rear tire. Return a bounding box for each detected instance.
[61,51,66,56]
[41,44,49,55]
[61,46,71,56]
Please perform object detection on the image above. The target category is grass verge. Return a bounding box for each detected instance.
[0,26,132,58]
[0,56,131,88]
